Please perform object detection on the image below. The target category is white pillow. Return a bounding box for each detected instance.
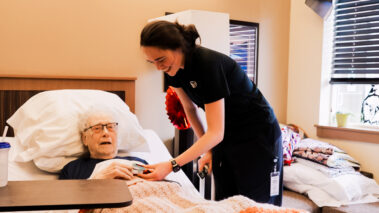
[7,89,149,173]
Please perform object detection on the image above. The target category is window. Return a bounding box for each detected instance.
[229,20,259,84]
[327,0,379,127]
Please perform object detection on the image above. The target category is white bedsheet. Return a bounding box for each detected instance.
[284,162,379,207]
[123,129,199,197]
[4,129,199,212]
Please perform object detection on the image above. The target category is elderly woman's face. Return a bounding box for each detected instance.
[82,114,118,159]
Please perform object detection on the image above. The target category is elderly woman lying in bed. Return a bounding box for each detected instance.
[59,108,147,180]
[58,108,305,213]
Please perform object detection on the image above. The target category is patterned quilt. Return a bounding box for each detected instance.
[82,179,307,213]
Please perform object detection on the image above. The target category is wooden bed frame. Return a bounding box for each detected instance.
[0,75,136,136]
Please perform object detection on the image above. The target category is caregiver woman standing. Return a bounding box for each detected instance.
[139,20,283,206]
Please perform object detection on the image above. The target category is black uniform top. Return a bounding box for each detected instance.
[166,46,278,149]
[166,47,283,204]
[59,156,148,180]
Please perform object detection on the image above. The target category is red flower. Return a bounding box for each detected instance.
[165,87,191,130]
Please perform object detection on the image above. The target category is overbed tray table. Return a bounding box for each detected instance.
[0,179,133,211]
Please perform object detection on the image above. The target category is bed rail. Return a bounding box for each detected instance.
[174,128,214,200]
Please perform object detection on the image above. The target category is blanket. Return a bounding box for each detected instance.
[85,179,307,213]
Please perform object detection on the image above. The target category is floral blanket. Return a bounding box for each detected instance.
[292,138,360,169]
[84,179,307,213]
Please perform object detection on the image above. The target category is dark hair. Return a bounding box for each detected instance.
[140,20,200,54]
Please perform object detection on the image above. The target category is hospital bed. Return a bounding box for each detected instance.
[0,75,306,212]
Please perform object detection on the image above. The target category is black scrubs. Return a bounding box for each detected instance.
[166,46,283,206]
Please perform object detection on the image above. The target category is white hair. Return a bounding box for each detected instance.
[77,106,118,134]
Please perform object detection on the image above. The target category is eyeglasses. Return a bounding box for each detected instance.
[83,122,118,133]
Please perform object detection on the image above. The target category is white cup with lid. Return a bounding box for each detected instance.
[0,142,11,187]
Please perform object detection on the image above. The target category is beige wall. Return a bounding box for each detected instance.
[3,0,375,184]
[288,0,379,183]
[0,0,290,144]
[258,1,290,124]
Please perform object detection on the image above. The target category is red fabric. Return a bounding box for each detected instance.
[165,87,191,130]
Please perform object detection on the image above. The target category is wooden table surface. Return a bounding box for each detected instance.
[0,179,133,211]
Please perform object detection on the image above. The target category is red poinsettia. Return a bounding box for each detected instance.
[165,86,191,130]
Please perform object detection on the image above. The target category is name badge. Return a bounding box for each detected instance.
[270,171,280,196]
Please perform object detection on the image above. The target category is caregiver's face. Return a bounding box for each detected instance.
[142,46,184,76]
[82,114,118,159]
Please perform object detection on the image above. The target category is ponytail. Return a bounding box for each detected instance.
[140,20,201,54]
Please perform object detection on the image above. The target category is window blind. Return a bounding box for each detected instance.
[331,0,379,84]
[230,20,259,84]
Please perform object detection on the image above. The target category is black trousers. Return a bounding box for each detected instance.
[212,121,283,206]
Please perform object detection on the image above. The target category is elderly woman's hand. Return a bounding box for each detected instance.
[91,161,133,180]
[137,161,172,181]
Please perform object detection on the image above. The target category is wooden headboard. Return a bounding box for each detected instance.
[0,75,136,136]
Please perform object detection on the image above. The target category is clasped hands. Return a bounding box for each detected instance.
[90,152,213,181]
[139,151,213,181]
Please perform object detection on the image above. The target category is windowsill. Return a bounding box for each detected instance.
[315,125,379,144]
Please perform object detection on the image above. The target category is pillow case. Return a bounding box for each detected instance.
[7,89,149,173]
[5,136,58,181]
[294,138,344,154]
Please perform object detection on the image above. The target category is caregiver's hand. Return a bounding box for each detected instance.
[138,161,172,181]
[198,151,213,174]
